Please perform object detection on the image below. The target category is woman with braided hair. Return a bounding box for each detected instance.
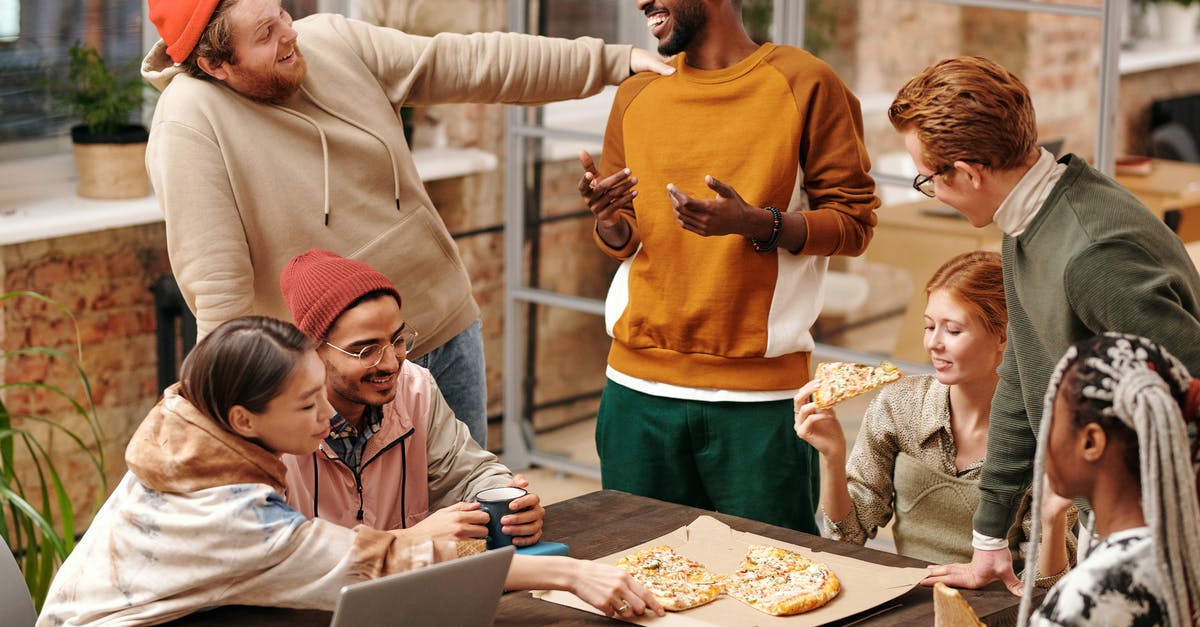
[1019,333,1200,627]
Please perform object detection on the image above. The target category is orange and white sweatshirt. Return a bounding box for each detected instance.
[595,44,879,399]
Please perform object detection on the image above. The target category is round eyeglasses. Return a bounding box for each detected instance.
[325,329,419,369]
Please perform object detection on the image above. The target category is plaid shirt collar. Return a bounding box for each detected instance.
[326,405,383,472]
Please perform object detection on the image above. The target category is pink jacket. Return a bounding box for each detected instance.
[282,360,512,530]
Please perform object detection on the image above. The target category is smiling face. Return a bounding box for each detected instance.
[235,350,331,456]
[903,130,997,228]
[637,0,708,57]
[320,295,406,418]
[922,289,1005,387]
[200,0,306,103]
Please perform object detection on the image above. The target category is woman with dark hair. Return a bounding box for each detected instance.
[1019,333,1200,627]
[39,316,662,626]
[39,317,426,625]
[794,251,1073,583]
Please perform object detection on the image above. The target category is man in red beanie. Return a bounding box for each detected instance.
[141,0,674,450]
[278,248,542,547]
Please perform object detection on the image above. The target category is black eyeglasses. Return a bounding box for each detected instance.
[325,327,419,369]
[912,165,952,198]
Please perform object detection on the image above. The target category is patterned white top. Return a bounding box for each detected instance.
[1031,527,1165,626]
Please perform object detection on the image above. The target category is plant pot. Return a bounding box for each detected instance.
[70,124,151,199]
[1155,3,1200,46]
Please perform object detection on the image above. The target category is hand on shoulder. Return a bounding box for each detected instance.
[630,48,675,76]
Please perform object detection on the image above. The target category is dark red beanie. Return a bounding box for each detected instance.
[148,0,222,64]
[279,249,402,341]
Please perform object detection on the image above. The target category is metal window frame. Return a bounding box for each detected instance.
[501,0,1123,473]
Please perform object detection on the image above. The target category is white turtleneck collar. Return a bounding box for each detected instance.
[992,148,1066,237]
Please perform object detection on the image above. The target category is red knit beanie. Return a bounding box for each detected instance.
[279,249,402,341]
[148,0,222,64]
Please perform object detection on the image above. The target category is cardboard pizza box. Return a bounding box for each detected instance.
[534,515,926,625]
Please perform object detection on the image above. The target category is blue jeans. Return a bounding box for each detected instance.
[413,319,488,448]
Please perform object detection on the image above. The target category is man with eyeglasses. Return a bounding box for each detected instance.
[889,56,1200,595]
[276,248,541,544]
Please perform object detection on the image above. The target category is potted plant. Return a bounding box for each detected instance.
[1,291,107,610]
[51,44,151,199]
[1143,0,1200,46]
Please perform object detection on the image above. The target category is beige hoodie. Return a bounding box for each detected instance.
[141,14,633,349]
[37,385,447,626]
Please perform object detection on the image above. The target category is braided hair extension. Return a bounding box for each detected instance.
[1017,333,1200,627]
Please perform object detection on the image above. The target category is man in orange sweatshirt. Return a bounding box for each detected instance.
[578,0,879,532]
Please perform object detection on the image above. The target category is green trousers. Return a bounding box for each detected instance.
[596,378,820,534]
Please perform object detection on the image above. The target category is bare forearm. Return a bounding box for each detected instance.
[818,454,852,524]
[505,555,571,591]
[1037,515,1069,579]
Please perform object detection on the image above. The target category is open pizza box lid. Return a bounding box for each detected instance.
[534,515,926,625]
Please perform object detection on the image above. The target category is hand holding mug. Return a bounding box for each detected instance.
[476,486,543,548]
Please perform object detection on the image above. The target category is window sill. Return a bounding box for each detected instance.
[0,147,497,247]
[1120,40,1200,74]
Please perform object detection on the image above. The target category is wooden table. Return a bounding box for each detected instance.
[1115,158,1200,242]
[165,490,1031,626]
[866,198,1002,363]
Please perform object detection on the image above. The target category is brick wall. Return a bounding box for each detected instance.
[1,223,172,526]
[1118,63,1200,156]
[845,0,1200,166]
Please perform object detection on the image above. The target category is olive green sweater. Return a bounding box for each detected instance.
[975,154,1200,538]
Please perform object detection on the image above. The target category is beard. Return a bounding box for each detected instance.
[658,0,707,57]
[236,48,308,104]
[323,360,399,416]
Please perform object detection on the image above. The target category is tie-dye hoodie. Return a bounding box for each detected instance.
[37,384,447,626]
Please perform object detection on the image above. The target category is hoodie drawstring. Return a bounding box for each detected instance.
[298,86,404,226]
[311,450,319,519]
[400,438,408,529]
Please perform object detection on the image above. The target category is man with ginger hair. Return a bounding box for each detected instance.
[889,55,1200,593]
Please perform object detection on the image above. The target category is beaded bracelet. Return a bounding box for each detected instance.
[750,206,782,253]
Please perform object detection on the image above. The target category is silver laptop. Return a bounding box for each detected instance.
[330,545,514,627]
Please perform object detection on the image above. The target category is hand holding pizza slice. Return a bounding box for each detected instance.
[809,361,902,409]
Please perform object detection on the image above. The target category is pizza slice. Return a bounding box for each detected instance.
[615,545,723,611]
[933,582,985,627]
[810,360,902,409]
[723,545,840,616]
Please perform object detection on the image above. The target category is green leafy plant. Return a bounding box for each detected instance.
[1147,0,1198,6]
[1,291,107,610]
[740,0,838,57]
[51,43,146,136]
